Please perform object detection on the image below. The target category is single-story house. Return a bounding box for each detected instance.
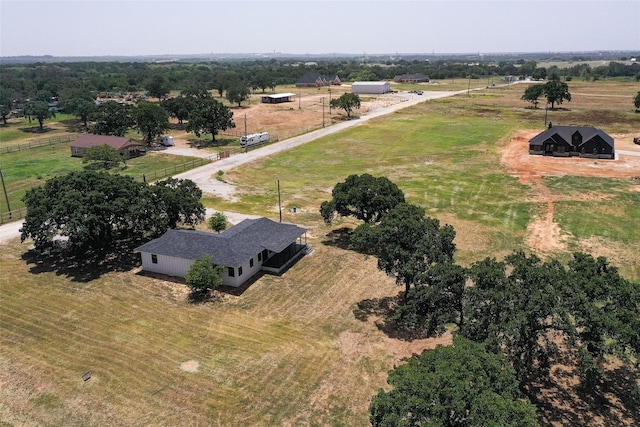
[261,93,296,104]
[393,73,430,83]
[134,217,308,288]
[529,125,615,159]
[296,72,341,87]
[351,81,391,94]
[70,134,146,158]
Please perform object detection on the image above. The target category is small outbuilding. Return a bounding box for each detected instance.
[351,81,391,94]
[134,217,308,288]
[529,125,615,159]
[261,93,296,104]
[70,134,146,158]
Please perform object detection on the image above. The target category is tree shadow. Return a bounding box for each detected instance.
[62,119,87,133]
[21,243,141,282]
[527,360,639,426]
[187,289,216,304]
[321,227,354,250]
[187,137,236,149]
[19,126,53,134]
[353,296,397,322]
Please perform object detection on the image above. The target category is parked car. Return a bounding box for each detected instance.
[634,136,640,145]
[415,91,423,95]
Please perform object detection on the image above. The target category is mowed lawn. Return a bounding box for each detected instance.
[1,81,639,426]
[0,237,416,426]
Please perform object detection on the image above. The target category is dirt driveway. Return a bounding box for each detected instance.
[501,131,640,253]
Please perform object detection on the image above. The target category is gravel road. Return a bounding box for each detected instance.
[0,87,481,243]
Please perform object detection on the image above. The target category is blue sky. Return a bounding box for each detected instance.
[1,1,638,57]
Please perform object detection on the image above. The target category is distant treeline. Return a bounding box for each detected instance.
[1,57,638,107]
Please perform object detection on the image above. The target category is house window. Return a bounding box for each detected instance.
[228,267,235,277]
[151,254,158,264]
[250,258,254,267]
[262,249,269,260]
[258,253,262,262]
[238,267,243,276]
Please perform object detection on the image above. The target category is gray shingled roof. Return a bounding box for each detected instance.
[529,126,614,148]
[134,217,306,267]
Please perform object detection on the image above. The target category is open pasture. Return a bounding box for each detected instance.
[1,80,639,426]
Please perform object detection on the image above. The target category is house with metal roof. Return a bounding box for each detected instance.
[261,93,296,104]
[529,125,615,159]
[70,134,146,158]
[134,217,307,287]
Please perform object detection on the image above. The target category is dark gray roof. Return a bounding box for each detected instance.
[394,73,430,80]
[134,217,306,267]
[529,126,614,148]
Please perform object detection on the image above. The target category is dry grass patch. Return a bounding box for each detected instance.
[0,232,446,426]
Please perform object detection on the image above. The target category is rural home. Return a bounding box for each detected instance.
[393,73,430,83]
[70,134,146,158]
[135,217,307,288]
[529,125,615,159]
[351,81,391,94]
[261,93,296,104]
[296,72,341,87]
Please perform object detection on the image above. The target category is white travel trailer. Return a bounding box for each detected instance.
[240,132,270,148]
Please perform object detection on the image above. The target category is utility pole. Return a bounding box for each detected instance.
[322,97,325,127]
[0,169,11,219]
[298,92,301,110]
[276,179,282,223]
[328,87,332,114]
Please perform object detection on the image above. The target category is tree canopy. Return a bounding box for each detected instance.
[185,255,224,294]
[207,212,228,233]
[134,100,170,143]
[521,84,545,108]
[352,203,456,294]
[186,97,235,142]
[25,100,52,130]
[543,79,572,109]
[161,96,194,125]
[20,171,204,254]
[330,92,361,119]
[460,251,640,389]
[634,91,640,110]
[226,83,250,107]
[82,145,125,169]
[91,101,134,136]
[370,336,538,427]
[320,173,405,225]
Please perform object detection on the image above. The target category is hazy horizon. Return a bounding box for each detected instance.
[1,1,639,58]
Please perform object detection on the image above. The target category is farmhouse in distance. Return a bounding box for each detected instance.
[135,217,307,288]
[529,125,615,159]
[70,134,146,158]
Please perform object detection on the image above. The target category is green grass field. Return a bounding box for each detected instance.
[1,80,639,426]
[0,143,204,214]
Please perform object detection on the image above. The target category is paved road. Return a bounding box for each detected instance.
[0,84,515,244]
[170,90,466,200]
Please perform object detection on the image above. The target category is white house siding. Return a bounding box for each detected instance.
[223,253,264,287]
[351,82,390,94]
[140,252,194,278]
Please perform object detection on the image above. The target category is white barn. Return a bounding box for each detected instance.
[135,218,307,288]
[351,81,391,94]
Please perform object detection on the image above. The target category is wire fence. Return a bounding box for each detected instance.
[1,134,78,153]
[0,207,26,225]
[136,157,214,183]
